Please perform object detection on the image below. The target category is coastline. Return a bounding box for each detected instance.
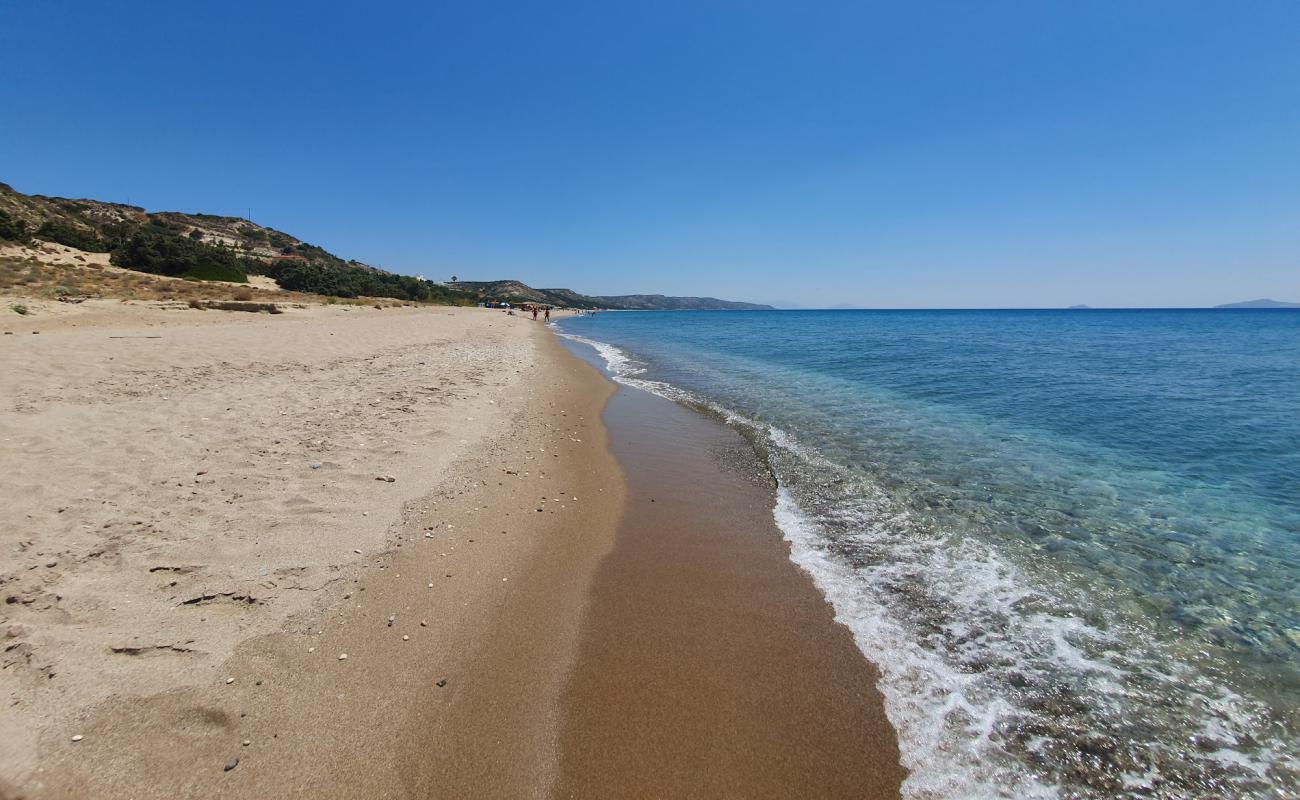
[2,301,905,798]
[550,366,906,798]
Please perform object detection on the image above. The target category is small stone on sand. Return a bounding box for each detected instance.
[225,677,234,684]
[402,635,409,641]
[71,734,83,743]
[224,757,239,771]
[338,653,348,660]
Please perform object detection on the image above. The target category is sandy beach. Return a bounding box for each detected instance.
[1,299,903,798]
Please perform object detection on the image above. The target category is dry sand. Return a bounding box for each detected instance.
[1,300,622,798]
[1,297,904,798]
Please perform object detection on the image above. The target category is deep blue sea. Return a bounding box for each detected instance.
[556,309,1299,799]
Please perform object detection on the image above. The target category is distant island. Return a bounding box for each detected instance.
[447,280,773,311]
[1214,298,1300,309]
[1067,304,1092,309]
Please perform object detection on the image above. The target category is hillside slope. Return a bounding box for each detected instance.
[593,293,772,310]
[448,279,771,310]
[0,182,476,304]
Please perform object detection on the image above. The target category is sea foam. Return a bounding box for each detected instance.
[556,326,1298,799]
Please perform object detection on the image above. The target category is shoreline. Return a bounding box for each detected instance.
[2,301,905,798]
[549,356,906,797]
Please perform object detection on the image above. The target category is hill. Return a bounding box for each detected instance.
[1214,298,1300,309]
[592,293,773,311]
[1,182,772,310]
[448,280,772,310]
[0,182,476,304]
[446,280,606,309]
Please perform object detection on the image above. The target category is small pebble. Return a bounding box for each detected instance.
[338,653,348,660]
[402,635,409,641]
[224,757,239,772]
[71,734,83,743]
[387,615,395,626]
[242,739,251,747]
[436,679,447,687]
[225,677,234,685]
[420,620,427,627]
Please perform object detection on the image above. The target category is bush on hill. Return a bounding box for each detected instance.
[111,230,254,283]
[259,259,472,303]
[35,220,110,252]
[0,210,30,242]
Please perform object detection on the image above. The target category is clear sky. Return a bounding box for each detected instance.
[3,1,1298,308]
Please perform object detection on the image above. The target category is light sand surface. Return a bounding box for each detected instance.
[2,299,903,799]
[1,301,622,797]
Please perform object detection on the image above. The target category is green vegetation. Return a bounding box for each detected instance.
[35,220,109,252]
[0,210,29,242]
[260,259,473,303]
[110,231,254,283]
[0,181,486,305]
[10,302,29,315]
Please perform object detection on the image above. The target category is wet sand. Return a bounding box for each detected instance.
[3,302,904,798]
[552,367,906,798]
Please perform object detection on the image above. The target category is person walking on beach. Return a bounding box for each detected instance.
[544,307,551,322]
[532,306,538,321]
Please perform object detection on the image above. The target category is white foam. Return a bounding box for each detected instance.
[557,325,1297,798]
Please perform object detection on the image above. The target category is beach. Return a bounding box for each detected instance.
[1,300,904,798]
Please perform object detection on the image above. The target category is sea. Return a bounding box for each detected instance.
[555,309,1299,799]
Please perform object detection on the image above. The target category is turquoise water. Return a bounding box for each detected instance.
[556,309,1299,799]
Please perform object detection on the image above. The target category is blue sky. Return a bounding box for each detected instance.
[2,1,1298,308]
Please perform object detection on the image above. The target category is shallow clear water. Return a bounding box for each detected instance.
[556,309,1300,799]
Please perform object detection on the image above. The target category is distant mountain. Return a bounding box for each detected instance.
[1214,298,1300,309]
[448,280,772,310]
[592,293,773,311]
[447,280,605,309]
[1067,304,1092,309]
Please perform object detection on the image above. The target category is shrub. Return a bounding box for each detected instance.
[35,220,109,252]
[232,288,254,301]
[259,258,476,303]
[111,230,254,283]
[0,210,30,242]
[10,303,29,315]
